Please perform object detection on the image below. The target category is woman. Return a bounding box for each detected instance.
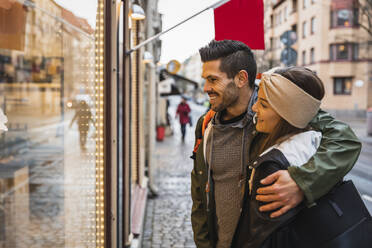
[232,67,362,247]
[176,97,191,142]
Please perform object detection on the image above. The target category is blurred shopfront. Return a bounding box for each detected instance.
[0,0,162,247]
[0,0,114,247]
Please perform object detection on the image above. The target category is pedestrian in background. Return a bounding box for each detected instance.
[191,40,361,248]
[176,97,191,142]
[69,100,94,151]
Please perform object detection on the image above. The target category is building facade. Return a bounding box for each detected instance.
[180,53,207,104]
[180,53,203,85]
[260,0,372,116]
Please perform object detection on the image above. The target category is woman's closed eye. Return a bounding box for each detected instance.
[260,101,268,108]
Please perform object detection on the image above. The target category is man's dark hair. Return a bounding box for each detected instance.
[199,40,257,88]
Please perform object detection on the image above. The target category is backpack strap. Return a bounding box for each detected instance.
[192,110,216,155]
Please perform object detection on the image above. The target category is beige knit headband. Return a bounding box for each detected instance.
[260,71,321,128]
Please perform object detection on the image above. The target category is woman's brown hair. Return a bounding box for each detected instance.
[257,66,325,155]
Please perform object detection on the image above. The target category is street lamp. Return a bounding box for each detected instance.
[130,4,146,20]
[143,51,154,64]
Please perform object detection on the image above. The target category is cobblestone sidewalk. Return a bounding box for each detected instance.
[142,99,204,248]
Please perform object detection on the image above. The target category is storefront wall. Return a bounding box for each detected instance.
[0,0,107,247]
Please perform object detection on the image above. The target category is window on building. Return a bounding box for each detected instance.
[330,8,359,28]
[303,0,308,9]
[302,21,307,38]
[333,77,352,95]
[302,50,306,65]
[311,17,315,34]
[292,24,297,33]
[330,43,359,61]
[310,48,315,64]
[270,14,274,27]
[292,0,297,12]
[270,37,274,50]
[311,0,316,3]
[276,37,281,49]
[284,6,288,21]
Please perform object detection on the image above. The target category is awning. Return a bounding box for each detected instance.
[159,69,199,97]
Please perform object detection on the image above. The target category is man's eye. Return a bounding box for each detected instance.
[260,102,267,108]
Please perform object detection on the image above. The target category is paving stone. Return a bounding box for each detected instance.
[142,102,203,248]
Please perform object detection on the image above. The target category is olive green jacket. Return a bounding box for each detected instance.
[190,110,361,248]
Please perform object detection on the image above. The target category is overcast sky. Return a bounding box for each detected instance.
[158,0,218,64]
[53,0,218,63]
[54,0,97,28]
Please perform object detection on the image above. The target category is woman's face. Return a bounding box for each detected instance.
[252,87,281,133]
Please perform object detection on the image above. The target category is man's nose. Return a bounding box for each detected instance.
[204,82,211,93]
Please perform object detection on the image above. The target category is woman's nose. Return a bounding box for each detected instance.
[252,102,258,112]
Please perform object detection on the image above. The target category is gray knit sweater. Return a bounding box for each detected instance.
[205,90,258,248]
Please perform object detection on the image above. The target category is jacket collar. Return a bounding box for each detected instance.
[256,130,322,168]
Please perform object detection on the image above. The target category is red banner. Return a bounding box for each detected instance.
[214,0,265,50]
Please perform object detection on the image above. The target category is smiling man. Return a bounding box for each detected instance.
[190,40,361,248]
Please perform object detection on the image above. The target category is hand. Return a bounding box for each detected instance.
[256,170,304,218]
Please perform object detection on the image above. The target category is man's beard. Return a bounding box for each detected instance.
[211,81,239,112]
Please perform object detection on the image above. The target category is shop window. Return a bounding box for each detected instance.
[284,6,287,21]
[334,77,352,95]
[0,0,106,247]
[330,43,358,61]
[292,24,297,33]
[330,8,358,28]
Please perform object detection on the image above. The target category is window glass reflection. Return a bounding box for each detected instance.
[0,0,101,247]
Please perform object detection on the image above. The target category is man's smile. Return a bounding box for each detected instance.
[207,92,219,101]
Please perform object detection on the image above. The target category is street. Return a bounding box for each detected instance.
[142,97,202,248]
[344,127,372,214]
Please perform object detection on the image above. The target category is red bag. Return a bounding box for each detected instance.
[156,126,165,141]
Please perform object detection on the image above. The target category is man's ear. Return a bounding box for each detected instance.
[235,70,249,88]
